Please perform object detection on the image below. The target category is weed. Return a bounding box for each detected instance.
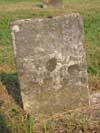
[27,115,35,133]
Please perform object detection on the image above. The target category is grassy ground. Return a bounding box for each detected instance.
[0,0,100,132]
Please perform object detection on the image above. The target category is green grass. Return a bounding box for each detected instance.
[0,0,40,4]
[84,11,100,76]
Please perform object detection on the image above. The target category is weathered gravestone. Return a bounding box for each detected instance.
[43,0,63,8]
[11,13,89,116]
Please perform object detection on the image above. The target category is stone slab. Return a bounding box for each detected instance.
[11,13,89,116]
[43,0,63,8]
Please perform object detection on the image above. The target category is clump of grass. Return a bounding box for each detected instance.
[0,114,9,133]
[27,115,35,133]
[33,107,100,132]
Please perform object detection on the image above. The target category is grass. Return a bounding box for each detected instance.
[0,0,100,132]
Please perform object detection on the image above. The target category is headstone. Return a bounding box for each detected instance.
[11,13,89,116]
[43,0,63,8]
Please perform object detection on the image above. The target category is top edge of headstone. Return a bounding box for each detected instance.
[11,13,83,26]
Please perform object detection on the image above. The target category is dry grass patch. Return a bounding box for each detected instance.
[0,64,15,73]
[0,1,100,14]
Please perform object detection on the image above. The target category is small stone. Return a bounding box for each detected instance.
[12,25,20,32]
[90,93,100,105]
[43,0,63,8]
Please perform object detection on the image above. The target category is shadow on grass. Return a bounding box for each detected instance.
[0,114,9,133]
[0,73,23,108]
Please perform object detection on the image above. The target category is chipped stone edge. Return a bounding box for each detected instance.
[10,24,20,58]
[11,30,16,58]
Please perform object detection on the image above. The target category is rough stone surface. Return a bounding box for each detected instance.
[11,13,89,116]
[43,0,63,8]
[90,93,100,105]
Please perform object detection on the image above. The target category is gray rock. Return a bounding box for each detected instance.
[11,13,89,116]
[43,0,63,8]
[90,93,100,105]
